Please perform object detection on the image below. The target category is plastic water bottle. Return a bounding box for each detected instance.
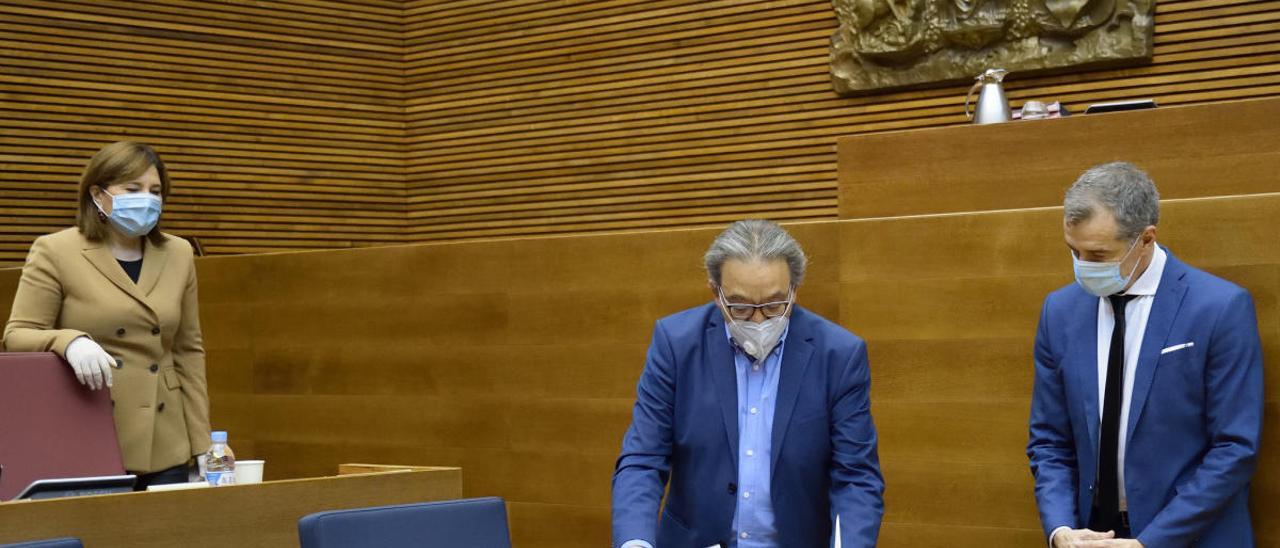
[203,431,237,486]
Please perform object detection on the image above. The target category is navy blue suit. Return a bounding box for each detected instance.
[612,303,884,547]
[1028,250,1263,547]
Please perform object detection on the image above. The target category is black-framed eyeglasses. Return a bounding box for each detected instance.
[717,288,793,321]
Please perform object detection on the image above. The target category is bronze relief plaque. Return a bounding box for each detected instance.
[830,0,1155,94]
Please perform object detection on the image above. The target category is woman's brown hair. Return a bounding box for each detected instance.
[76,141,172,245]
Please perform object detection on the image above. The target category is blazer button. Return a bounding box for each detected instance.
[157,402,166,412]
[151,327,161,335]
[115,358,123,369]
[727,482,737,495]
[149,364,159,373]
[116,328,126,337]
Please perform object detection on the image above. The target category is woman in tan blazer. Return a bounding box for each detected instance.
[3,141,211,489]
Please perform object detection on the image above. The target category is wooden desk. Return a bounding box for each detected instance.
[0,465,462,547]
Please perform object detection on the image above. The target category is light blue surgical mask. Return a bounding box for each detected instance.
[95,192,162,238]
[1072,237,1142,297]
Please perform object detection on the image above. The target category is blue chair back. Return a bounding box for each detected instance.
[298,497,511,548]
[0,539,83,548]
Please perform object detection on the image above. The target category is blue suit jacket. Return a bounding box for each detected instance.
[1027,250,1264,547]
[612,303,884,548]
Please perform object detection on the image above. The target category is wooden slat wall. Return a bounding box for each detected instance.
[402,0,1280,241]
[6,1,1280,264]
[0,0,407,266]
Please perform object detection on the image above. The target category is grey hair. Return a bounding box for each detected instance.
[1063,161,1160,240]
[704,219,807,287]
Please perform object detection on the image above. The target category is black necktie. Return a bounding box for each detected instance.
[1094,294,1135,528]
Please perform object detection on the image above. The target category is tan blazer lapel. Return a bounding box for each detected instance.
[80,239,157,317]
[137,240,168,297]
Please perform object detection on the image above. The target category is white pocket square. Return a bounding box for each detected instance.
[1161,342,1195,355]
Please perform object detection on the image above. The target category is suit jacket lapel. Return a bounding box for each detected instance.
[770,310,815,475]
[80,239,157,318]
[705,314,739,469]
[1069,293,1102,462]
[1126,255,1189,443]
[137,239,168,297]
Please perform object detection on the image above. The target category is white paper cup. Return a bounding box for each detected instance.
[235,460,265,484]
[146,481,210,492]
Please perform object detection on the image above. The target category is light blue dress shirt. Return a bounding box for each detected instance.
[728,324,787,547]
[619,326,788,548]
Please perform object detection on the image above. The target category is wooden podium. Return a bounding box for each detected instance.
[0,465,463,547]
[836,97,1280,220]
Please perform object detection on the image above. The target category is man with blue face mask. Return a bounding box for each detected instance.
[1027,162,1264,548]
[612,219,884,548]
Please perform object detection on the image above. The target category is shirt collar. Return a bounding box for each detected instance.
[1123,245,1166,297]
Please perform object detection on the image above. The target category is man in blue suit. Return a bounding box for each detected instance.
[1028,162,1264,547]
[612,219,884,548]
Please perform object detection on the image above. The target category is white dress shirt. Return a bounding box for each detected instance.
[1096,245,1165,511]
[1050,246,1166,545]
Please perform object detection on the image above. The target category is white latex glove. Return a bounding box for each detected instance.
[65,336,114,390]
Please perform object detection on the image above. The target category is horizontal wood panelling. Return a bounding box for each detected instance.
[6,1,1280,264]
[0,1,406,266]
[403,0,1280,242]
[1,2,403,53]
